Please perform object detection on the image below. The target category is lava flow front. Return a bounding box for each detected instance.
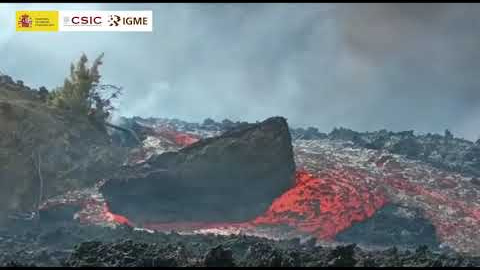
[96,127,401,242]
[39,123,480,256]
[156,128,200,147]
[252,170,388,240]
[101,167,389,243]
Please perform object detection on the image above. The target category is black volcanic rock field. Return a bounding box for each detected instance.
[1,223,479,267]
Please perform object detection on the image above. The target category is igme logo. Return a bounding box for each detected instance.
[108,14,149,27]
[109,15,121,26]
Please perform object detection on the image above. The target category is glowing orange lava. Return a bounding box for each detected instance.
[101,168,389,241]
[103,203,134,227]
[156,128,200,147]
[173,133,200,146]
[252,170,388,240]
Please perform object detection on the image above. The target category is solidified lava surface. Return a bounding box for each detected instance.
[2,223,479,267]
[335,204,439,247]
[36,119,480,257]
[137,125,480,255]
[291,139,480,254]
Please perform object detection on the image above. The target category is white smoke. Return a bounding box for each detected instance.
[0,3,479,140]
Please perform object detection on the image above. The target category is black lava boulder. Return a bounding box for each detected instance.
[100,116,296,224]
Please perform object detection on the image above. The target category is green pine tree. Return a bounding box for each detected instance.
[48,53,123,123]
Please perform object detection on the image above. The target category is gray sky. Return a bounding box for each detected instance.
[2,3,480,140]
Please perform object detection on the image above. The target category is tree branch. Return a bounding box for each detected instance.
[31,149,44,221]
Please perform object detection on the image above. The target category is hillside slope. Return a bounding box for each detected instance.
[0,75,128,224]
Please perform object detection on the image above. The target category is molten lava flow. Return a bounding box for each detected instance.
[252,170,388,240]
[103,203,134,227]
[38,133,480,254]
[173,133,200,146]
[38,189,135,228]
[156,128,200,147]
[127,169,388,240]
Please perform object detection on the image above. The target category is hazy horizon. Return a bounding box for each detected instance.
[1,3,480,140]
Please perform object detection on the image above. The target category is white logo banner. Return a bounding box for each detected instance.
[59,10,152,32]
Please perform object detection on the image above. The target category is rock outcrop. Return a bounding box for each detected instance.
[100,117,296,224]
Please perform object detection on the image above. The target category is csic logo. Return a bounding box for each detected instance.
[17,14,32,28]
[63,15,102,26]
